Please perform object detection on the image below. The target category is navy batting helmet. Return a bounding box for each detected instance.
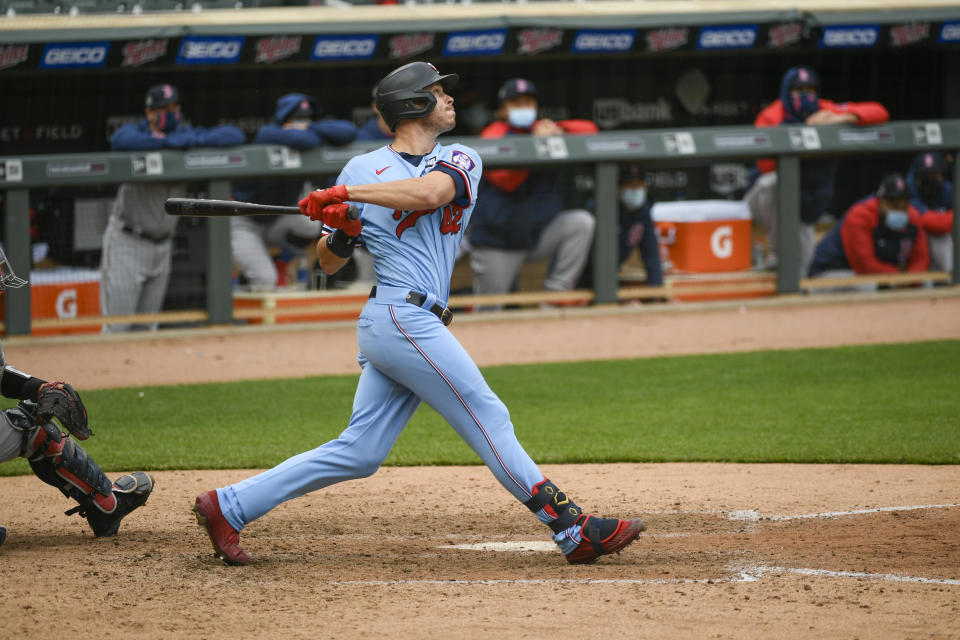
[375,61,458,131]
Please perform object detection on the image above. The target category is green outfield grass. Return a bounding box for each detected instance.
[2,340,958,475]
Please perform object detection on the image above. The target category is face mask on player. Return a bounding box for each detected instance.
[884,209,909,232]
[620,187,647,210]
[916,174,944,205]
[787,89,819,122]
[156,110,181,133]
[507,107,537,129]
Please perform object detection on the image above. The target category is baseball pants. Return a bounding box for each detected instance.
[928,233,953,273]
[216,285,545,531]
[99,219,173,332]
[744,172,817,276]
[0,412,25,463]
[469,209,595,310]
[230,215,323,289]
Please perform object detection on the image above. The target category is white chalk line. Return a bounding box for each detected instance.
[760,566,960,586]
[646,503,960,522]
[325,565,960,587]
[416,503,960,587]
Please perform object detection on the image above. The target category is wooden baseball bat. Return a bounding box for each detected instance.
[164,198,359,219]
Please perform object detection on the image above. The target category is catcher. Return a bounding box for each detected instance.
[0,246,154,549]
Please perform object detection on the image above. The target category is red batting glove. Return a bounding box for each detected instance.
[322,204,363,237]
[299,184,349,220]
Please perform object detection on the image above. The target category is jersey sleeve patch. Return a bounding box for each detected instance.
[450,150,476,173]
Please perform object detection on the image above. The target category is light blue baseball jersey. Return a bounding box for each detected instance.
[339,142,481,301]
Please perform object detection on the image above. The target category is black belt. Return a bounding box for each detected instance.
[369,286,453,326]
[121,223,172,244]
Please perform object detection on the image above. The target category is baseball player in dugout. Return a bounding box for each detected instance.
[906,151,954,273]
[808,173,930,278]
[467,78,598,310]
[0,248,154,549]
[743,66,889,275]
[231,93,358,289]
[101,83,244,331]
[193,61,644,566]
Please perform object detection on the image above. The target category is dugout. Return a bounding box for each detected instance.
[1,1,959,332]
[2,0,959,204]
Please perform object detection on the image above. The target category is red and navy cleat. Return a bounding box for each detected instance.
[193,490,252,565]
[565,515,645,565]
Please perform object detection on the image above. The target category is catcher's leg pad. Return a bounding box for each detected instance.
[27,425,116,514]
[0,525,6,548]
[524,479,583,534]
[77,472,155,538]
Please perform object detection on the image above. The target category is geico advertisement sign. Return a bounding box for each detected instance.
[311,35,379,60]
[572,30,636,53]
[697,26,758,49]
[40,43,110,68]
[177,37,245,65]
[820,25,879,48]
[443,30,507,56]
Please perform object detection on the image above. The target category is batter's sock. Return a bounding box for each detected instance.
[525,479,594,554]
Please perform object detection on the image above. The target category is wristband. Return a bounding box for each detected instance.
[0,366,46,401]
[325,228,356,259]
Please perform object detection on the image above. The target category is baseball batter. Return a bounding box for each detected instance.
[194,62,643,566]
[0,247,154,548]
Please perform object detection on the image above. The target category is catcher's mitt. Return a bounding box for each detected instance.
[37,381,90,440]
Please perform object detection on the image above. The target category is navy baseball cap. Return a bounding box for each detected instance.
[145,84,180,108]
[787,66,820,90]
[498,78,536,103]
[288,97,316,120]
[911,151,947,176]
[876,173,911,200]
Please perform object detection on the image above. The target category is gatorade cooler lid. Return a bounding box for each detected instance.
[651,200,751,223]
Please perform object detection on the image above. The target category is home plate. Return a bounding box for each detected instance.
[438,541,557,553]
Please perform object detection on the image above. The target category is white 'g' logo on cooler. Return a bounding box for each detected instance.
[55,289,78,318]
[710,226,734,259]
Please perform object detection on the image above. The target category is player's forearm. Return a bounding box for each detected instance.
[346,174,454,211]
[316,237,351,275]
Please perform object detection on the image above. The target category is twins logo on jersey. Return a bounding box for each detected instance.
[450,150,475,172]
[392,204,464,238]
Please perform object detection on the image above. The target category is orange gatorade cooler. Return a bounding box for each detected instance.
[28,268,102,335]
[651,200,752,273]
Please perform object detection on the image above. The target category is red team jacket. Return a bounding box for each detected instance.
[841,198,930,274]
[754,99,890,174]
[479,119,599,192]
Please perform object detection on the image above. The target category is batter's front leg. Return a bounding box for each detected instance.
[216,361,420,532]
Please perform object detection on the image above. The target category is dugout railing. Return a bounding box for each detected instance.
[2,118,959,335]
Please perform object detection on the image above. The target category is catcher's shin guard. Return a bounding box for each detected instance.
[26,423,117,515]
[0,525,6,548]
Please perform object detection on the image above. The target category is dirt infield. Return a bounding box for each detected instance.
[1,292,959,639]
